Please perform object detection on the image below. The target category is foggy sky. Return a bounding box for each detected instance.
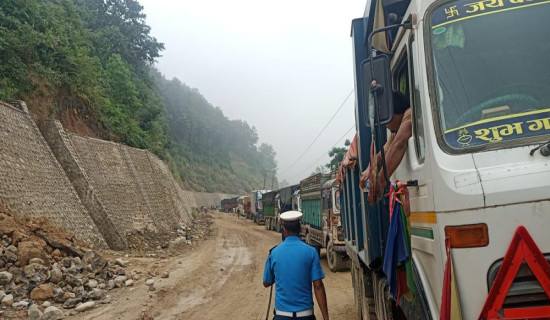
[139,0,365,185]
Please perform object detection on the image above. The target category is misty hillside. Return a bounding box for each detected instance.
[0,0,277,193]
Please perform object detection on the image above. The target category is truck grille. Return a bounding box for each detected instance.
[487,254,550,308]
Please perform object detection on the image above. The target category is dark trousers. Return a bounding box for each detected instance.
[273,315,316,320]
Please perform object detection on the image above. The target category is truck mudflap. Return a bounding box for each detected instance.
[477,226,550,320]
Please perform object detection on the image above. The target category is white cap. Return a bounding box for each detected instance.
[280,211,302,222]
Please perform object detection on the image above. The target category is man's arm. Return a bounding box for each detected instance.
[263,253,274,288]
[381,120,412,179]
[368,120,413,204]
[313,279,329,320]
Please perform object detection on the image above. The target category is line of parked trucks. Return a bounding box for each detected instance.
[220,172,350,272]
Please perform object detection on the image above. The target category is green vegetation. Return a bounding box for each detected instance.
[0,0,277,193]
[325,139,351,172]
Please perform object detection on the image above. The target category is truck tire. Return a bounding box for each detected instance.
[327,241,350,272]
[373,273,406,320]
[351,262,365,320]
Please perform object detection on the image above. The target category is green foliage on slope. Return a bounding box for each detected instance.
[0,0,277,193]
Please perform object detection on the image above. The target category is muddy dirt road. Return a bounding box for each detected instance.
[71,212,357,320]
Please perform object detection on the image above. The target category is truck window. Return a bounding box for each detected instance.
[428,1,550,151]
[410,37,425,162]
[394,54,409,97]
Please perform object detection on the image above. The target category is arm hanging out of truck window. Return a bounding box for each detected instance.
[360,102,413,204]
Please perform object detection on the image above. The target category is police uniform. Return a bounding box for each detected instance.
[263,211,325,319]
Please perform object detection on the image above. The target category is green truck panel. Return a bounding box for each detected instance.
[263,205,275,217]
[302,198,322,229]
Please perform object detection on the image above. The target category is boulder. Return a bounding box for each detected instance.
[75,301,95,313]
[28,304,43,320]
[3,250,18,263]
[18,241,49,267]
[6,245,18,254]
[85,279,98,289]
[0,271,13,285]
[51,249,63,262]
[63,297,81,309]
[44,306,65,320]
[113,276,126,288]
[54,291,73,303]
[29,258,45,265]
[88,288,103,300]
[1,294,14,307]
[49,266,63,284]
[30,284,54,301]
[115,258,128,267]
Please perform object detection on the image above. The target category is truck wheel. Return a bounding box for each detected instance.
[351,262,365,320]
[373,274,406,320]
[327,241,350,272]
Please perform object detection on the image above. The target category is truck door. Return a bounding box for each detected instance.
[391,30,442,314]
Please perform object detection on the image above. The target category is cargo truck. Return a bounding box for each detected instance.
[250,189,270,223]
[340,0,550,318]
[273,184,300,232]
[237,195,250,217]
[262,190,278,230]
[220,197,238,213]
[300,173,349,271]
[321,178,350,272]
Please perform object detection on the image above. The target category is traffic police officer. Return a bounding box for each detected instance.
[263,211,329,320]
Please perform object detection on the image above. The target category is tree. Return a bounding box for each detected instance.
[325,139,351,172]
[75,0,165,67]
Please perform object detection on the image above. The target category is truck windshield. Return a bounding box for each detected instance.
[428,0,550,150]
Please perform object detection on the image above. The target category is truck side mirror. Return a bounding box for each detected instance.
[361,55,393,127]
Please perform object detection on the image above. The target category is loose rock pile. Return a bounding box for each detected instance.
[0,206,128,318]
[1,206,214,319]
[126,212,213,252]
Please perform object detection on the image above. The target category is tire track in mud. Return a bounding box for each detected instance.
[153,223,253,319]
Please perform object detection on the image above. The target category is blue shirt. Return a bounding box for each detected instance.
[263,236,325,312]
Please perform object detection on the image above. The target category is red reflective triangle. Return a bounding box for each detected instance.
[479,226,550,319]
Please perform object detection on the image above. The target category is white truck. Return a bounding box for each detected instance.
[340,0,550,318]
